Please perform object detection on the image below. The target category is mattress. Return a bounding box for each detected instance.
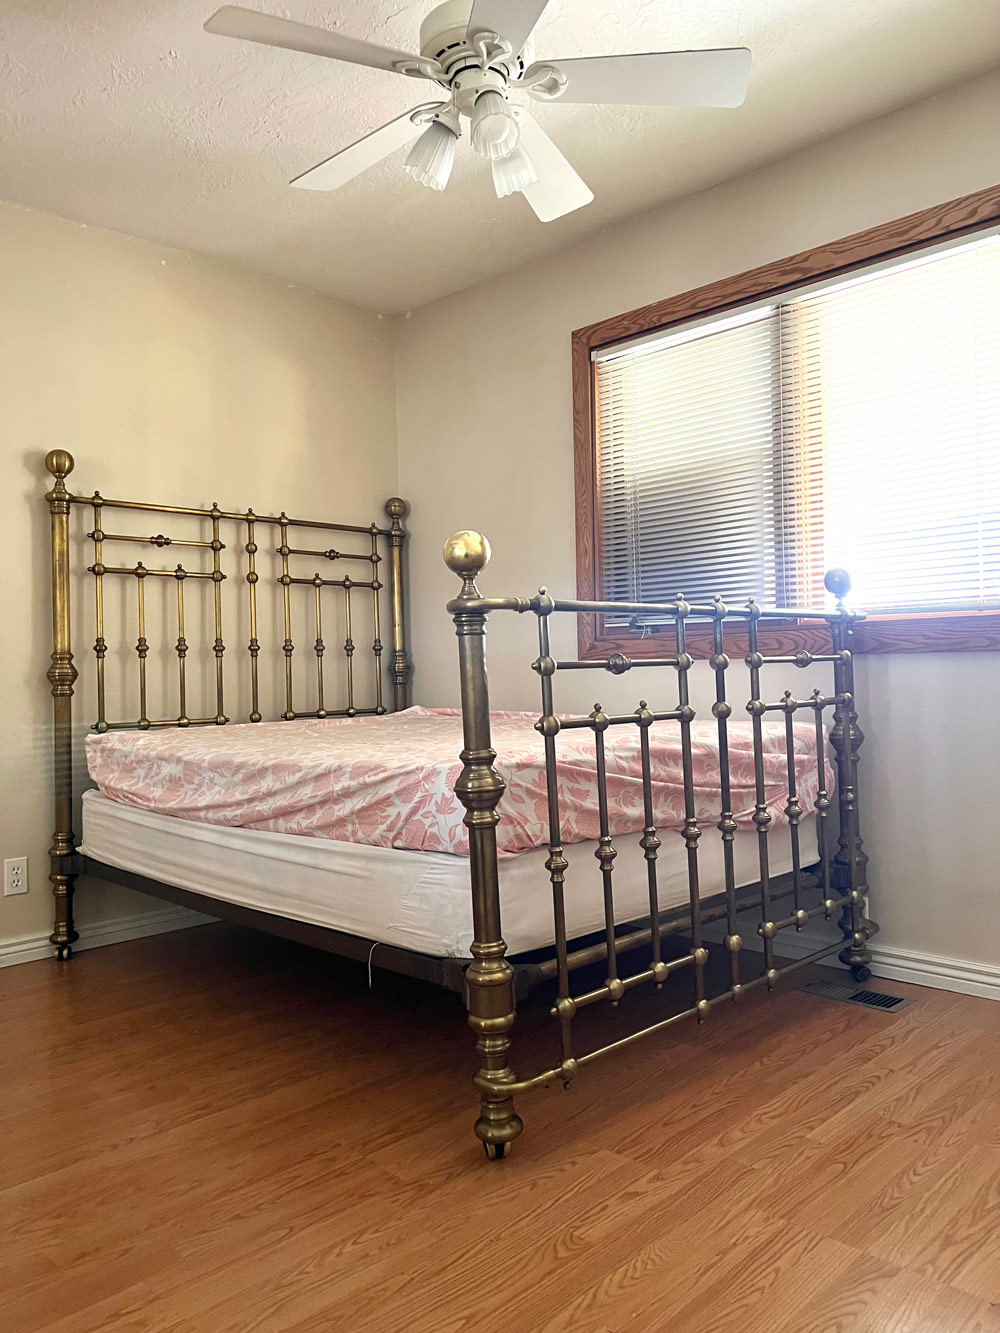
[85,707,830,857]
[80,790,815,959]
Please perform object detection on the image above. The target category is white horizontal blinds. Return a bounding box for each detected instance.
[786,236,1000,609]
[595,229,1000,617]
[595,309,782,616]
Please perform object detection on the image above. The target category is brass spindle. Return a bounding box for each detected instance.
[781,691,804,924]
[675,602,707,1017]
[636,702,662,980]
[278,515,294,720]
[210,506,227,724]
[89,497,108,732]
[174,567,189,725]
[370,526,385,715]
[533,600,573,1065]
[712,600,741,995]
[135,565,149,727]
[245,511,261,722]
[812,688,834,915]
[746,601,776,984]
[344,576,355,715]
[591,705,622,999]
[313,574,326,717]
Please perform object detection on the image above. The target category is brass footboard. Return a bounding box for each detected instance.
[445,531,875,1160]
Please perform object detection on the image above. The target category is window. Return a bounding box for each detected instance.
[573,187,1000,655]
[595,231,1000,618]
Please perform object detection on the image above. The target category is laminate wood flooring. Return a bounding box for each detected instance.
[3,924,1000,1332]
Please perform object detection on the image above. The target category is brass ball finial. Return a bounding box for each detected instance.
[384,497,409,520]
[824,567,852,600]
[45,449,75,479]
[443,530,491,578]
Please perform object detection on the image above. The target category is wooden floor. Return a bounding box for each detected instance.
[4,926,1000,1333]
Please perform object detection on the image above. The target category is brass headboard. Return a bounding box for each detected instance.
[43,449,411,958]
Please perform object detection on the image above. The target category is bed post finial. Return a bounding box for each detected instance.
[45,449,76,485]
[824,567,852,607]
[44,450,79,960]
[446,532,523,1159]
[384,497,411,711]
[443,530,491,600]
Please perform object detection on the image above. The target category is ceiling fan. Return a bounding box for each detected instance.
[204,1,751,222]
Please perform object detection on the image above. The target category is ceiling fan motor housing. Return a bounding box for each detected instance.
[419,0,531,113]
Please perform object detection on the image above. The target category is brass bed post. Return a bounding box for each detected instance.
[44,450,79,960]
[385,498,412,710]
[826,568,876,983]
[444,531,523,1160]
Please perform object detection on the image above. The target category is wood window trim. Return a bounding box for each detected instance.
[572,182,1000,659]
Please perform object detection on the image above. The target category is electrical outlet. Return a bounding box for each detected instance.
[4,856,28,896]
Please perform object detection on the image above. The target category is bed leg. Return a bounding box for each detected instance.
[446,531,523,1160]
[46,450,80,962]
[835,691,876,984]
[827,573,877,984]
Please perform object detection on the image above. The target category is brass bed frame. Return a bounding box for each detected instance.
[443,530,876,1158]
[44,452,875,1162]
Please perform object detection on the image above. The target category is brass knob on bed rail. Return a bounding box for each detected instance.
[824,568,852,602]
[444,530,491,575]
[45,449,75,480]
[444,530,491,598]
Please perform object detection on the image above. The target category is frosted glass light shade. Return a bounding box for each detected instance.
[403,120,457,191]
[470,91,520,160]
[492,145,539,198]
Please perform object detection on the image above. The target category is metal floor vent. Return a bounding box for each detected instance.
[799,979,910,1012]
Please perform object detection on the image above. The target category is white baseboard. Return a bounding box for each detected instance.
[0,904,214,968]
[702,920,1000,1001]
[867,945,1000,1002]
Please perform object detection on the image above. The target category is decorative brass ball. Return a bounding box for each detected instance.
[443,529,491,576]
[824,567,852,599]
[45,449,75,478]
[384,496,409,519]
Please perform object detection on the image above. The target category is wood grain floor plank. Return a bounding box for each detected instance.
[5,925,1000,1332]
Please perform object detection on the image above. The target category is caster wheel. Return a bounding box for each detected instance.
[851,964,872,984]
[56,944,73,962]
[483,1141,510,1161]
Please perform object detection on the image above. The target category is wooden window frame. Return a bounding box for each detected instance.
[572,183,1000,659]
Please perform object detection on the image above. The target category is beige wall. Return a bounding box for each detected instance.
[1,201,397,948]
[396,69,1000,966]
[5,69,998,968]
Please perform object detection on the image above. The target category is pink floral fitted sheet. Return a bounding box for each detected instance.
[85,707,830,857]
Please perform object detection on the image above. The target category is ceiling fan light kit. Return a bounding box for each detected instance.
[204,1,752,221]
[470,89,521,160]
[492,142,539,198]
[403,116,460,191]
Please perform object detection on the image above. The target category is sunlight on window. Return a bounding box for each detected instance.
[595,230,1000,613]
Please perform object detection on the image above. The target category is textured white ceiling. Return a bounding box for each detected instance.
[1,1,998,311]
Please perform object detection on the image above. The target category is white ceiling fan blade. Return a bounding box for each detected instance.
[466,0,551,55]
[526,48,752,107]
[291,106,445,191]
[204,6,422,74]
[516,114,593,222]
